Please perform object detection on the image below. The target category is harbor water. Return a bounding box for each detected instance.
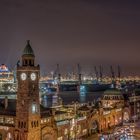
[41,91,104,107]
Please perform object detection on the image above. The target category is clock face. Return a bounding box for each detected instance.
[21,73,27,80]
[31,73,36,81]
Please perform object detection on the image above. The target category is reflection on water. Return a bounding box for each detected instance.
[41,91,103,107]
[79,92,86,103]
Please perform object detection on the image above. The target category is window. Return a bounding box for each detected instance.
[31,121,33,128]
[18,121,20,128]
[0,117,3,123]
[5,117,14,124]
[64,129,68,135]
[32,103,38,114]
[37,121,38,127]
[21,122,23,128]
[41,119,43,124]
[34,121,36,127]
[7,132,12,140]
[24,122,26,128]
[25,60,28,65]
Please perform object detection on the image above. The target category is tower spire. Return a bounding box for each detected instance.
[27,40,30,45]
[22,40,35,66]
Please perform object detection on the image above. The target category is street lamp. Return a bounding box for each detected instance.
[132,92,136,124]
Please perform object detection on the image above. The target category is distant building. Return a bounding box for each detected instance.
[0,64,13,82]
[101,89,124,108]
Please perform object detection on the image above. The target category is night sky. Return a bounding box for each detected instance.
[0,0,140,76]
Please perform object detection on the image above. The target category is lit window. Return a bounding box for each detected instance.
[64,129,68,135]
[32,103,38,114]
[57,137,63,140]
[5,117,14,124]
[7,132,12,140]
[41,120,43,124]
[0,117,3,123]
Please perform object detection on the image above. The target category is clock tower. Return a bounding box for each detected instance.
[15,40,41,140]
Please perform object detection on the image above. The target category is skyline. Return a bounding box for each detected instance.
[0,0,140,75]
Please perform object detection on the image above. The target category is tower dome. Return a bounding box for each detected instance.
[22,40,35,66]
[22,40,34,56]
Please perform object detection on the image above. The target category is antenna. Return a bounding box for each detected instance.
[77,63,82,84]
[117,65,121,79]
[99,65,103,81]
[94,66,99,81]
[56,64,61,82]
[110,65,115,80]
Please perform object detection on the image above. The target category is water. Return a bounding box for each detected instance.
[41,91,104,107]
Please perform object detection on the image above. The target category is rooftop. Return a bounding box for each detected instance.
[103,89,122,95]
[22,40,34,56]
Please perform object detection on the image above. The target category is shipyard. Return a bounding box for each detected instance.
[0,41,139,140]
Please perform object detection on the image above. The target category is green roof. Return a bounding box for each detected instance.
[22,40,34,56]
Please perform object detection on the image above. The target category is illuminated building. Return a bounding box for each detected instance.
[101,89,124,108]
[0,64,14,83]
[0,41,132,140]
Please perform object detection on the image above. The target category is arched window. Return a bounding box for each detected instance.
[34,121,36,127]
[37,121,38,127]
[21,122,24,128]
[18,121,20,128]
[31,121,33,128]
[24,122,26,128]
[25,60,28,65]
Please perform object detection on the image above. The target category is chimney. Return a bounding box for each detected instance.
[4,96,8,109]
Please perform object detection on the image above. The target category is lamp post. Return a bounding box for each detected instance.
[133,81,136,124]
[133,92,136,124]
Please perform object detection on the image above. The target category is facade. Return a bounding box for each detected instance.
[129,89,140,121]
[101,89,124,108]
